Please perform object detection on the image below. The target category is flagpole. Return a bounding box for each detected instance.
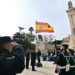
[35,19,38,51]
[54,39,57,56]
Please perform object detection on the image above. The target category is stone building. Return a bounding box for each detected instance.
[66,1,75,50]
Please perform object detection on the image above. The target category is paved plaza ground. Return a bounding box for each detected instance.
[17,61,58,75]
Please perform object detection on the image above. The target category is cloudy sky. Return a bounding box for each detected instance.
[0,0,75,39]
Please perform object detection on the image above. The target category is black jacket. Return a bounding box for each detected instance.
[0,45,25,75]
[25,52,30,59]
[56,51,70,75]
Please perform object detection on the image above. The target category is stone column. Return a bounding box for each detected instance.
[66,1,75,50]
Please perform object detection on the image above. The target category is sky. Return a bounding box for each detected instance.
[0,0,75,40]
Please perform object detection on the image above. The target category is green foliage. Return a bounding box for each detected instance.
[52,40,63,44]
[29,43,35,50]
[12,32,35,52]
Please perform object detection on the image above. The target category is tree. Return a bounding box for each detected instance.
[12,31,35,52]
[26,33,35,42]
[42,35,55,52]
[52,40,63,45]
[43,35,55,44]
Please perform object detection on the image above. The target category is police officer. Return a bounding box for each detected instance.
[31,50,36,71]
[56,44,70,75]
[56,43,75,75]
[0,36,25,75]
[25,49,30,69]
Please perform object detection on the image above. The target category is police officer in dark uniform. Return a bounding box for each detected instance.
[55,44,75,75]
[56,44,69,75]
[31,50,36,71]
[0,36,25,75]
[25,49,30,69]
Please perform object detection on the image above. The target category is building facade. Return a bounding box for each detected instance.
[66,1,75,50]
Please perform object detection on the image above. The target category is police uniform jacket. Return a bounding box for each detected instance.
[56,50,75,75]
[0,45,25,75]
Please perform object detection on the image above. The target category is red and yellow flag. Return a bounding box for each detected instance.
[36,22,54,33]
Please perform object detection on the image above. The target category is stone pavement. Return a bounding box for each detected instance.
[17,61,58,75]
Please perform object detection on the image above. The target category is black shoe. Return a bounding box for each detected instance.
[53,62,56,64]
[32,70,36,71]
[26,67,29,69]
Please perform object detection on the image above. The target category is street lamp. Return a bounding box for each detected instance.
[18,26,25,34]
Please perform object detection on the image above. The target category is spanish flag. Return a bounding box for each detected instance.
[36,22,54,33]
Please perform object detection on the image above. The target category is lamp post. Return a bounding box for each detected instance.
[18,26,25,34]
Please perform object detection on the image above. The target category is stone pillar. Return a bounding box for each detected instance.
[66,1,75,50]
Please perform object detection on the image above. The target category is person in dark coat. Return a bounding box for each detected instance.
[0,36,25,75]
[25,49,30,69]
[31,50,36,71]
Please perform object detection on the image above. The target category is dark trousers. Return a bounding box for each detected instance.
[59,69,68,75]
[38,57,40,63]
[32,66,35,70]
[31,60,36,71]
[26,58,29,69]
